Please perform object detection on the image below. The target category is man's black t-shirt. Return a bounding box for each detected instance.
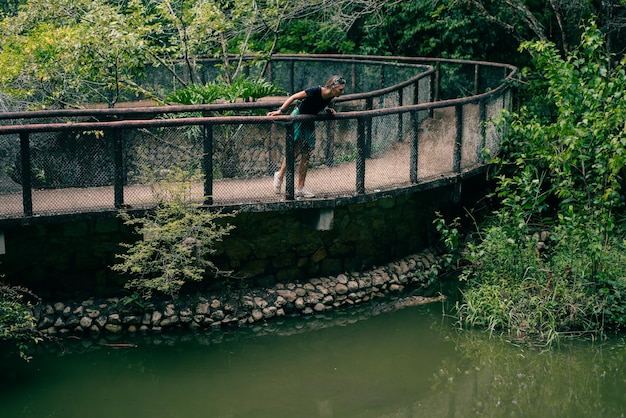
[297,86,332,115]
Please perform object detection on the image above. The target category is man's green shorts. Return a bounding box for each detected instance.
[291,108,316,149]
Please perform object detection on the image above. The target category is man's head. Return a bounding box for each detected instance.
[325,75,346,96]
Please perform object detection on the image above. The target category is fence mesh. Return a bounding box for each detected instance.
[0,57,514,219]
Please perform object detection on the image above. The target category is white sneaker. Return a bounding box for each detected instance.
[273,172,282,194]
[295,188,315,198]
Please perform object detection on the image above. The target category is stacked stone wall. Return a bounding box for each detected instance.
[34,248,444,337]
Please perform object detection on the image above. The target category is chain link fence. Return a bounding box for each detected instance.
[0,56,516,220]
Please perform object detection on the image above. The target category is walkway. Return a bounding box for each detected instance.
[0,107,464,219]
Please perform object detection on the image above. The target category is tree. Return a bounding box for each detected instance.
[455,0,626,59]
[0,0,156,109]
[0,0,404,108]
[346,0,505,60]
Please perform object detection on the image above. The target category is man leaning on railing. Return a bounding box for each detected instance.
[268,75,346,198]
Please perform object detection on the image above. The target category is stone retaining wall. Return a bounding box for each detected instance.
[34,247,443,337]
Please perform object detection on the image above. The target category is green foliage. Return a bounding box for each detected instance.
[451,22,626,346]
[433,212,463,272]
[0,0,156,108]
[165,76,285,105]
[272,18,355,54]
[0,282,41,361]
[112,169,235,300]
[166,83,223,105]
[349,0,500,60]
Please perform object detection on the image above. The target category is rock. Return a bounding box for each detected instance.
[294,297,306,310]
[86,309,100,319]
[104,324,122,334]
[251,309,263,322]
[254,297,268,308]
[336,274,349,284]
[211,310,225,321]
[196,302,209,315]
[164,304,176,317]
[151,311,162,325]
[37,316,53,330]
[80,317,93,328]
[123,315,140,325]
[108,314,121,325]
[276,289,297,302]
[262,307,277,319]
[306,292,322,305]
[274,295,287,307]
[335,283,348,295]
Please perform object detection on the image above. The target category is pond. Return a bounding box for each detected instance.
[1,298,624,418]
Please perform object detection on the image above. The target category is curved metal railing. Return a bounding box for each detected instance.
[0,55,517,223]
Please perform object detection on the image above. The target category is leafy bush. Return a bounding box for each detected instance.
[166,76,285,105]
[0,283,41,361]
[112,169,235,300]
[447,22,626,346]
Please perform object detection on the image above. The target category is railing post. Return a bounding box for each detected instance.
[19,133,33,216]
[410,111,419,183]
[478,99,487,163]
[325,118,335,167]
[289,60,295,93]
[356,117,366,194]
[397,88,404,142]
[434,62,440,102]
[202,123,213,205]
[285,122,295,200]
[454,104,463,174]
[365,97,373,158]
[474,63,480,95]
[112,128,125,209]
[422,74,433,119]
[452,104,463,204]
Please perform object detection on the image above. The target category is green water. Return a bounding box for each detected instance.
[1,301,624,418]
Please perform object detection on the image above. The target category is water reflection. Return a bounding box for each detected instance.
[0,298,624,418]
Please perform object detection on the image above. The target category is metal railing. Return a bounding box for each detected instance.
[0,55,517,222]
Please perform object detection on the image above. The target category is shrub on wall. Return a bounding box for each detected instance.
[0,281,41,361]
[111,169,235,300]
